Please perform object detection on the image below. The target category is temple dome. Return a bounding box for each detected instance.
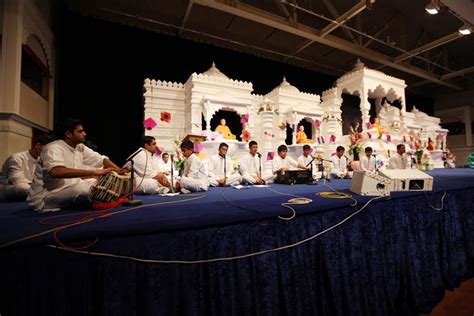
[201,62,229,80]
[277,77,300,93]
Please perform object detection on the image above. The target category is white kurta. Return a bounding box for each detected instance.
[207,154,241,186]
[180,153,209,192]
[360,155,376,172]
[330,155,348,176]
[29,140,107,211]
[297,154,321,178]
[239,153,273,184]
[272,155,298,173]
[155,158,176,175]
[388,153,409,169]
[131,149,167,194]
[0,150,37,200]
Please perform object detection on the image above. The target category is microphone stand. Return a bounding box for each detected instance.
[122,149,143,206]
[373,154,378,172]
[320,158,332,182]
[257,153,265,185]
[223,154,228,186]
[170,154,174,193]
[306,156,318,185]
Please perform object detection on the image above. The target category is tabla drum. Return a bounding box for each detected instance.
[90,172,133,203]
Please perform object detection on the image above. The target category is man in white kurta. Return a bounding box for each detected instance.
[239,141,273,184]
[155,153,176,176]
[330,146,351,178]
[155,152,178,185]
[272,145,307,182]
[179,140,209,192]
[360,147,376,172]
[388,144,409,169]
[131,136,171,195]
[0,135,54,201]
[28,119,123,212]
[208,143,241,186]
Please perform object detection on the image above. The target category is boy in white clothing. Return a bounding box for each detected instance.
[388,144,409,169]
[179,140,209,192]
[208,143,241,186]
[272,145,307,183]
[239,141,272,184]
[360,147,376,172]
[131,136,177,194]
[0,134,54,201]
[330,146,352,179]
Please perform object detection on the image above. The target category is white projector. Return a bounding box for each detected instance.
[350,171,393,196]
[378,169,433,192]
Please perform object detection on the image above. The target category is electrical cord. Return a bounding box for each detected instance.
[0,194,205,250]
[46,195,384,264]
[411,183,447,211]
[422,190,446,211]
[316,183,358,206]
[220,192,264,216]
[265,187,313,221]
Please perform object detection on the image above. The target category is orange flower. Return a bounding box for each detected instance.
[241,130,251,142]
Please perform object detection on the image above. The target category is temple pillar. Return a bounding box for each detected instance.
[260,111,274,171]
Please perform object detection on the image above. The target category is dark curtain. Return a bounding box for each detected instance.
[1,188,473,316]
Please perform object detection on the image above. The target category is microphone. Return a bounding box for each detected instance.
[170,153,174,173]
[126,148,143,161]
[223,153,227,173]
[170,153,174,193]
[257,152,262,158]
[223,154,227,184]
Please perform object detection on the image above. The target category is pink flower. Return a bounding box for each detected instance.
[143,117,157,129]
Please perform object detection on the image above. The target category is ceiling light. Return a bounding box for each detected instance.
[425,0,440,15]
[459,24,472,35]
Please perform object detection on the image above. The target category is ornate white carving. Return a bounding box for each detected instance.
[143,61,448,166]
[22,0,55,74]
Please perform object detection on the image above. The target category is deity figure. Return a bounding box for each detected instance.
[427,137,435,151]
[373,118,386,138]
[296,125,313,144]
[446,150,456,168]
[215,118,236,140]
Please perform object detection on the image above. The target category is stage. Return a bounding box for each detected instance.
[1,169,474,315]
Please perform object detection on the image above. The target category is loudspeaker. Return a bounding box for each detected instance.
[378,169,433,191]
[350,171,392,196]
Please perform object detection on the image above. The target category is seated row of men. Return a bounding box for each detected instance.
[133,138,382,193]
[0,118,416,211]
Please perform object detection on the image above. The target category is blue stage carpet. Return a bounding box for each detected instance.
[1,168,474,315]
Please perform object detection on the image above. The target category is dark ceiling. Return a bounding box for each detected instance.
[63,0,474,96]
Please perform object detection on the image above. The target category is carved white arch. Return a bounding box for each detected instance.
[23,34,51,74]
[22,4,54,75]
[201,96,251,136]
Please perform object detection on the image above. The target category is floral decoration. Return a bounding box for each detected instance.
[144,117,157,130]
[241,130,251,142]
[161,112,171,122]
